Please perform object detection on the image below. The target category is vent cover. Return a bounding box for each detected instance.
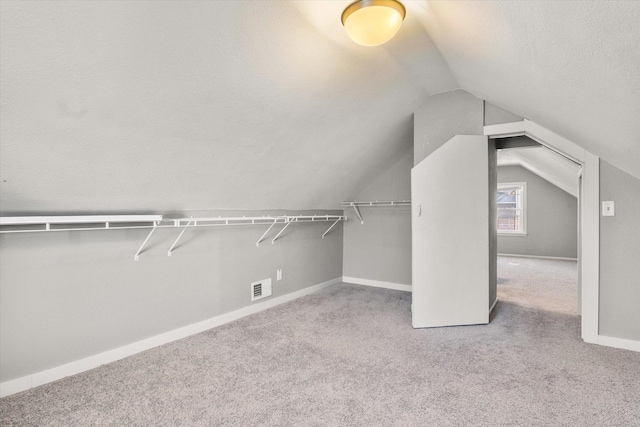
[251,278,272,302]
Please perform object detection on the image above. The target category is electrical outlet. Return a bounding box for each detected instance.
[277,269,282,281]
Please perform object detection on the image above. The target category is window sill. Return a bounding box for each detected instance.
[498,232,528,237]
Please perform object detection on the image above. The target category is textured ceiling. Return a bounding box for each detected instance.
[0,0,456,213]
[424,0,640,179]
[2,1,638,214]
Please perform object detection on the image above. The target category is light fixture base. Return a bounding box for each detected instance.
[341,0,406,47]
[341,0,406,26]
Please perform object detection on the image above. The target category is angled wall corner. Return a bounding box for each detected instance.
[484,101,523,126]
[413,89,484,166]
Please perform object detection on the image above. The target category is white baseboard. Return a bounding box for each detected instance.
[0,277,341,398]
[498,253,578,262]
[489,298,498,315]
[343,276,412,292]
[595,335,640,353]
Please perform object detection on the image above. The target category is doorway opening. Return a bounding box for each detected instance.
[484,120,600,344]
[494,136,581,318]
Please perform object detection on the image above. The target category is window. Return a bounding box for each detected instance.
[497,182,526,235]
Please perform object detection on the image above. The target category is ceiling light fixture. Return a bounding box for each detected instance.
[341,0,406,47]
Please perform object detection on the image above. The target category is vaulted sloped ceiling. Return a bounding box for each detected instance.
[497,147,581,197]
[2,1,638,214]
[0,1,456,213]
[423,1,640,179]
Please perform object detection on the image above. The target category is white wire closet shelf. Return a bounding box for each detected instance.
[0,214,345,261]
[159,215,345,260]
[0,215,163,232]
[341,200,412,224]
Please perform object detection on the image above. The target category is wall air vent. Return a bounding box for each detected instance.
[251,278,272,302]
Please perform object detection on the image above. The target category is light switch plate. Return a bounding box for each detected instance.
[602,201,615,217]
[276,269,282,281]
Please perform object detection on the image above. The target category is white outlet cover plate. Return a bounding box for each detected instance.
[602,201,615,216]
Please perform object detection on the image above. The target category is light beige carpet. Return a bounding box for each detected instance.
[497,255,578,315]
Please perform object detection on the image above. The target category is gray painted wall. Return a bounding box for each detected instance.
[344,89,486,287]
[484,102,523,126]
[599,161,640,341]
[497,166,577,259]
[0,210,343,382]
[414,90,484,166]
[342,138,412,285]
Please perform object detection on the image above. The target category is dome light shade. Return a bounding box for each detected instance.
[341,0,406,47]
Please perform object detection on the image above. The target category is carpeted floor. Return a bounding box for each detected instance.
[497,255,579,315]
[2,257,639,426]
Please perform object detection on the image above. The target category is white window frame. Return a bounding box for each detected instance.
[497,182,527,236]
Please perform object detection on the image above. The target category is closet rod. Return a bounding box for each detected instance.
[340,200,412,207]
[0,215,163,225]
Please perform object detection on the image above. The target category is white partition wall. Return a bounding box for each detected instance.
[411,135,490,328]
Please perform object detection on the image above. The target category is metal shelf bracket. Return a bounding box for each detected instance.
[167,219,193,257]
[256,222,278,247]
[322,219,341,239]
[350,203,364,224]
[271,222,292,244]
[134,221,159,261]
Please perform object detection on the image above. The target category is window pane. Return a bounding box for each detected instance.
[497,208,522,231]
[497,183,524,233]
